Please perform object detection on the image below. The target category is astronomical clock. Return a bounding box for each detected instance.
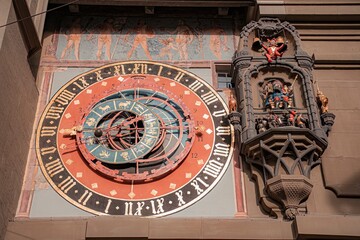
[36,61,234,216]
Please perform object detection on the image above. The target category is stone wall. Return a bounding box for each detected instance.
[0,5,39,239]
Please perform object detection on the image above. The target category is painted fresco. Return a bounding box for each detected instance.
[45,16,235,62]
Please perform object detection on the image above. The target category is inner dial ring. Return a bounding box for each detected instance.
[77,87,195,183]
[78,99,160,164]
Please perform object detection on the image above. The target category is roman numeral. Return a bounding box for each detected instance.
[191,177,209,195]
[201,91,217,105]
[58,176,76,193]
[212,109,227,117]
[150,198,165,214]
[174,72,185,82]
[45,158,64,177]
[40,146,57,155]
[124,201,145,216]
[45,106,64,120]
[78,190,92,205]
[216,126,231,136]
[55,90,76,106]
[175,190,186,206]
[134,202,145,216]
[203,159,224,178]
[213,143,230,157]
[157,66,163,76]
[104,199,112,214]
[40,126,57,137]
[73,77,89,90]
[188,80,203,92]
[114,64,126,75]
[124,202,133,215]
[131,64,147,74]
[95,70,103,81]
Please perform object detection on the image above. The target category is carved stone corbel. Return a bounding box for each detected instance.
[266,175,313,220]
[320,112,336,135]
[241,128,326,219]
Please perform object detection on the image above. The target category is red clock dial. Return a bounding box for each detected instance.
[36,61,233,216]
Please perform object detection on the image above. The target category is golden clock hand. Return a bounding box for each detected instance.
[63,125,83,137]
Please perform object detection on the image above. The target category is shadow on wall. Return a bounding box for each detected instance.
[320,162,360,215]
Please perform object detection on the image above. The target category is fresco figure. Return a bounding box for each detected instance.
[172,20,194,61]
[126,20,154,60]
[209,23,230,60]
[56,17,235,61]
[158,37,177,60]
[95,18,115,60]
[60,17,82,60]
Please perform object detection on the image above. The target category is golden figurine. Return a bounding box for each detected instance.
[228,93,237,112]
[316,88,329,113]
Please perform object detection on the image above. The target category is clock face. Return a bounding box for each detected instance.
[36,61,233,216]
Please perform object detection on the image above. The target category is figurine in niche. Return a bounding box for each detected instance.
[255,112,282,133]
[316,89,329,113]
[255,110,308,133]
[296,114,307,128]
[256,118,269,133]
[286,110,308,128]
[260,37,287,63]
[228,93,238,112]
[268,112,283,128]
[287,110,296,126]
[262,80,293,110]
[282,85,294,108]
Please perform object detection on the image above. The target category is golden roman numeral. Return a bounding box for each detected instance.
[174,72,185,82]
[40,126,57,137]
[45,106,64,120]
[45,158,64,177]
[55,90,76,106]
[58,176,76,193]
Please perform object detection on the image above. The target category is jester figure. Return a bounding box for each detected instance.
[261,38,286,63]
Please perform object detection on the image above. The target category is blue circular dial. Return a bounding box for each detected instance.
[82,98,160,164]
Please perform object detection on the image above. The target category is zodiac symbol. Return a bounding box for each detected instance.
[145,138,154,146]
[87,138,95,145]
[143,113,155,121]
[121,151,129,161]
[147,129,157,135]
[146,120,157,128]
[99,150,110,158]
[118,101,131,108]
[135,145,146,154]
[99,105,110,112]
[86,118,96,127]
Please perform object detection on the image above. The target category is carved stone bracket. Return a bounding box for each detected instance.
[241,128,327,220]
[320,112,336,135]
[228,111,242,129]
[266,175,313,220]
[228,111,242,142]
